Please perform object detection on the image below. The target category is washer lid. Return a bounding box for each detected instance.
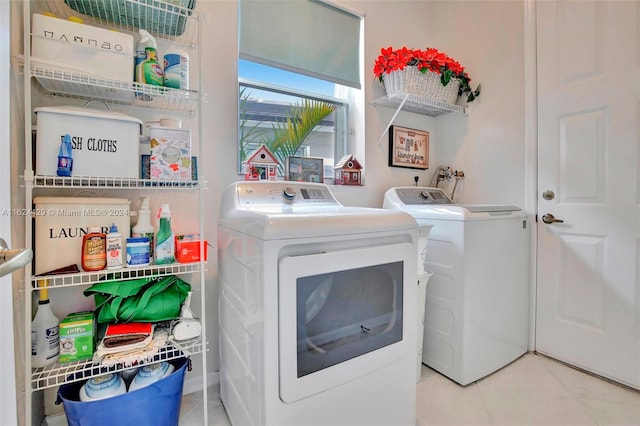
[219,181,417,239]
[383,187,524,221]
[458,204,521,213]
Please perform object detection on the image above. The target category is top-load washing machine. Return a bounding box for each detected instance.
[218,181,419,426]
[384,186,529,386]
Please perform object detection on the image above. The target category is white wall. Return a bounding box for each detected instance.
[10,0,526,391]
[425,0,526,206]
[1,1,19,424]
[196,0,525,374]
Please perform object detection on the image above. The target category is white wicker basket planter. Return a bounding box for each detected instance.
[382,67,460,104]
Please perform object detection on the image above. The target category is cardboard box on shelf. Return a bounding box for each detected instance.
[140,155,197,181]
[141,125,192,180]
[59,311,95,363]
[175,234,208,263]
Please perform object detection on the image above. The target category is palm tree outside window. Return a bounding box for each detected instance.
[238,61,350,180]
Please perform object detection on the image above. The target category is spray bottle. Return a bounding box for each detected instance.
[132,197,155,261]
[155,204,175,264]
[32,280,60,368]
[135,29,164,89]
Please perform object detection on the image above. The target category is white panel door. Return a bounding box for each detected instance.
[536,0,640,389]
[0,1,18,424]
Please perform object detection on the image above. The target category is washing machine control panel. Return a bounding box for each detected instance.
[283,186,296,200]
[237,182,339,206]
[395,187,454,205]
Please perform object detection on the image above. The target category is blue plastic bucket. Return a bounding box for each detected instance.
[57,358,189,426]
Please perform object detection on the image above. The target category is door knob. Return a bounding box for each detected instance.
[0,238,33,278]
[541,214,564,224]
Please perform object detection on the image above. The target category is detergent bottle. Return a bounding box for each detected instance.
[154,204,175,264]
[132,197,155,261]
[31,280,60,368]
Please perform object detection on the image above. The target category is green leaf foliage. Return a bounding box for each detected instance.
[239,89,336,175]
[265,99,336,174]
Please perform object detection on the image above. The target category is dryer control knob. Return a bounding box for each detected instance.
[283,187,296,200]
[419,191,430,199]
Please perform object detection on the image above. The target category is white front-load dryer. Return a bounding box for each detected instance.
[384,186,530,385]
[218,181,419,425]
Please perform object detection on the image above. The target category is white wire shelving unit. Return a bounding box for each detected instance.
[20,0,209,424]
[29,63,200,113]
[31,339,203,391]
[45,0,199,46]
[32,262,202,289]
[32,175,200,189]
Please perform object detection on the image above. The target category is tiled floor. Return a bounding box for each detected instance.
[416,353,640,426]
[178,353,640,425]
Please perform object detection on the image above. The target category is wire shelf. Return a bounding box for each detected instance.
[31,339,203,391]
[29,63,200,113]
[33,175,200,189]
[372,92,466,117]
[44,0,200,46]
[22,1,209,422]
[32,262,202,289]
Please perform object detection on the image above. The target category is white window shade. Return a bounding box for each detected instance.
[239,0,362,89]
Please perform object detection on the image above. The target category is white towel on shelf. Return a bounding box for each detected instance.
[94,329,169,367]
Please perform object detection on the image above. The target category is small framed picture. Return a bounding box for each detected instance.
[388,126,429,170]
[285,156,324,183]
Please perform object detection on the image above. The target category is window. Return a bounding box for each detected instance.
[237,0,363,181]
[238,61,350,179]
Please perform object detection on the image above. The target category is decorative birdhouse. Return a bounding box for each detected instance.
[244,145,279,181]
[334,155,362,185]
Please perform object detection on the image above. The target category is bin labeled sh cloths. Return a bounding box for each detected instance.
[35,106,142,178]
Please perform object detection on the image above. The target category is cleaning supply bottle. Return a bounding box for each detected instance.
[129,209,138,235]
[31,280,60,368]
[135,29,164,89]
[82,227,107,271]
[132,197,155,261]
[56,133,73,177]
[155,204,175,264]
[163,48,189,90]
[106,223,123,270]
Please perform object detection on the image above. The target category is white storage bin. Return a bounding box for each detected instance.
[33,197,131,274]
[31,13,134,82]
[35,106,142,178]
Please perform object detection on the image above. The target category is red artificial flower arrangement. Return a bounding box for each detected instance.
[373,46,480,102]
